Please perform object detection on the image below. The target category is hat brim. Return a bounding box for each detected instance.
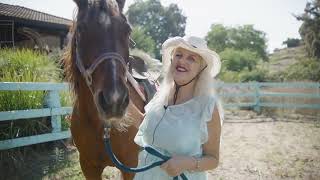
[162,37,221,78]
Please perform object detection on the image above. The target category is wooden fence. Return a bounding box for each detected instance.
[0,82,319,150]
[214,82,320,112]
[0,82,72,150]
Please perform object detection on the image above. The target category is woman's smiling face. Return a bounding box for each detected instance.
[171,47,203,85]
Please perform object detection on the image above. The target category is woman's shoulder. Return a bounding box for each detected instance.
[144,91,161,112]
[197,94,218,106]
[199,94,223,120]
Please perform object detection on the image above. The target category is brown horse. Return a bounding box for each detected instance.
[63,0,146,179]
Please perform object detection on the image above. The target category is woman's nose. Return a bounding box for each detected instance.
[177,56,187,64]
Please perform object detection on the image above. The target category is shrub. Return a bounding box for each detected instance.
[281,58,320,82]
[282,38,301,48]
[218,70,240,82]
[220,48,260,72]
[131,26,156,57]
[0,48,64,140]
[238,68,268,82]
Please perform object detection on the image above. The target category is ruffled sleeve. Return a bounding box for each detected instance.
[134,115,148,147]
[134,92,159,147]
[200,95,224,144]
[143,92,159,113]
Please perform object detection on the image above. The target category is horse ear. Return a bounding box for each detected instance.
[74,0,88,10]
[100,0,108,10]
[116,0,125,12]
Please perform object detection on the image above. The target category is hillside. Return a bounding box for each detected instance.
[266,46,307,74]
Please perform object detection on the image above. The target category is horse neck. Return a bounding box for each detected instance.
[127,82,146,113]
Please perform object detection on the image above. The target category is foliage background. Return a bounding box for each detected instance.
[0,48,71,141]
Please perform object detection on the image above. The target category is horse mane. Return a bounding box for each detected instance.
[63,23,78,104]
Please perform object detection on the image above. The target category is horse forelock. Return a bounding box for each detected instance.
[107,0,120,16]
[63,24,79,103]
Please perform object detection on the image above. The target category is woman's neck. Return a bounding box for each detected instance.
[168,81,196,105]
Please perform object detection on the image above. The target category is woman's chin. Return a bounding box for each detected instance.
[173,77,188,85]
[174,70,197,83]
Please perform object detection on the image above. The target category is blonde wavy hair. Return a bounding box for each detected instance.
[156,48,219,107]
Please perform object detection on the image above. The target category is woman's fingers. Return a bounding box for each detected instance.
[160,161,168,169]
[160,160,181,177]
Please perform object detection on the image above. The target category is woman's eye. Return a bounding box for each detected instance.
[175,54,182,57]
[188,57,195,62]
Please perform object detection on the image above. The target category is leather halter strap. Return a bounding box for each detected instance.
[74,32,146,102]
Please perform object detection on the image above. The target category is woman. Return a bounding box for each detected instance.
[128,36,224,179]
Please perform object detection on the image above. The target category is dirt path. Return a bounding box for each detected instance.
[208,111,320,180]
[3,110,320,180]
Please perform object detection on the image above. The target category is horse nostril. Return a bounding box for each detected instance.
[98,91,108,111]
[122,90,127,102]
[121,91,129,108]
[96,87,129,116]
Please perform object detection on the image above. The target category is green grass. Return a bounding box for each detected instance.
[269,46,307,63]
[0,48,69,140]
[0,48,61,111]
[60,90,73,130]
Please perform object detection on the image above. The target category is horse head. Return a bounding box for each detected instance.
[71,0,131,124]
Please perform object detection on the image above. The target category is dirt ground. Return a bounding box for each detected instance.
[2,110,320,180]
[208,110,320,180]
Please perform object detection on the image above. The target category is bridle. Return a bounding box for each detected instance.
[74,30,146,103]
[73,29,188,180]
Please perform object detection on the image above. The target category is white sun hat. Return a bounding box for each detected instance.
[161,36,221,78]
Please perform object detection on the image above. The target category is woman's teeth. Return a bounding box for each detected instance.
[176,66,187,72]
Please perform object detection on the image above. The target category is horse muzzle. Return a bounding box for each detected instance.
[95,87,129,119]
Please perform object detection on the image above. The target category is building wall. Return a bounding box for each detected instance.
[14,31,65,51]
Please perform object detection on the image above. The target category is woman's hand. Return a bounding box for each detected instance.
[160,156,194,177]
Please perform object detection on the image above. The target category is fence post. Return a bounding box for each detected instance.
[318,83,320,121]
[44,90,61,133]
[253,82,261,114]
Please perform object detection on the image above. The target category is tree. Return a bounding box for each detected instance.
[220,48,259,72]
[205,24,228,52]
[130,26,156,56]
[296,0,320,59]
[230,25,268,60]
[127,0,186,58]
[205,24,268,60]
[282,38,301,48]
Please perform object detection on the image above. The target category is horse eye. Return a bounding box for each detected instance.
[77,24,86,33]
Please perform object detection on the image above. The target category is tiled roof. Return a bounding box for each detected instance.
[0,3,72,26]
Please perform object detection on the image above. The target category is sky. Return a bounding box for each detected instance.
[1,0,308,52]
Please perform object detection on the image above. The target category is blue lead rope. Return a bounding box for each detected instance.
[104,137,188,180]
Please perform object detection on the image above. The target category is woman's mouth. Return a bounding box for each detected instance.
[176,66,187,72]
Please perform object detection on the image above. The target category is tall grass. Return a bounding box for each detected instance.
[60,90,73,130]
[0,48,64,140]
